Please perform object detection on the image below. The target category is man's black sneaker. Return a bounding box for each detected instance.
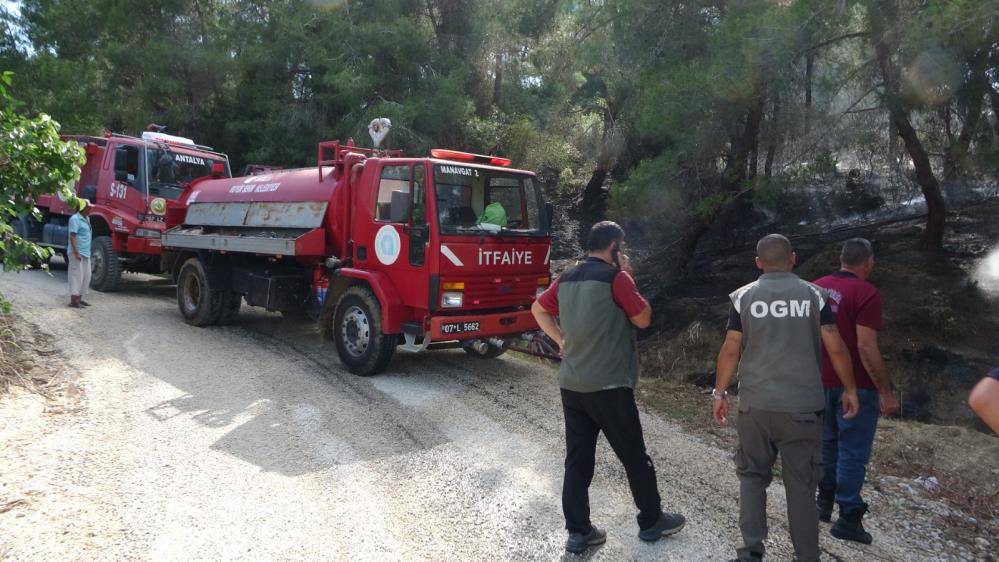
[79,300,91,307]
[830,508,873,544]
[638,512,686,542]
[816,495,834,522]
[565,526,607,554]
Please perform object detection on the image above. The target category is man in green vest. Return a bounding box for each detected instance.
[532,221,685,554]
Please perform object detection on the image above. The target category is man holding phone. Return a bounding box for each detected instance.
[532,221,685,554]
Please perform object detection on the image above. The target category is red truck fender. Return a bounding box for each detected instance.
[328,268,405,334]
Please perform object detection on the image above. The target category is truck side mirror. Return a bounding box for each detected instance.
[389,190,412,223]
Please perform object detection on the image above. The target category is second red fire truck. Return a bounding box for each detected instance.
[14,129,231,290]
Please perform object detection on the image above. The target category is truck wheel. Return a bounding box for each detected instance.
[217,291,242,325]
[462,341,508,359]
[176,257,224,326]
[333,286,397,376]
[90,236,123,291]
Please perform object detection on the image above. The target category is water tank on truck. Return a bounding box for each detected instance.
[162,119,556,375]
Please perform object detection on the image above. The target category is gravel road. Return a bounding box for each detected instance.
[0,264,943,561]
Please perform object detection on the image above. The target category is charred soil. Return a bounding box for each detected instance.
[631,196,999,551]
[639,196,999,428]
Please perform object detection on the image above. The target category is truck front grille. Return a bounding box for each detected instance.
[445,276,537,310]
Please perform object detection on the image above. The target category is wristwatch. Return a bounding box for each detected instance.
[711,388,728,401]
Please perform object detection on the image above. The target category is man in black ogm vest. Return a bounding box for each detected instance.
[532,221,685,554]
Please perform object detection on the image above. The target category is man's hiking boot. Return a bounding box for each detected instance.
[816,489,835,522]
[831,506,873,544]
[638,512,686,542]
[565,526,606,554]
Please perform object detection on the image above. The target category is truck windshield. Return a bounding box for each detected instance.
[433,164,548,236]
[147,148,229,200]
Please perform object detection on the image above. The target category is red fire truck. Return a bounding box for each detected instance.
[161,130,553,375]
[14,130,231,290]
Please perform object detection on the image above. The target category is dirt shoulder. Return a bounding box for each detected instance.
[0,313,89,560]
[1,312,60,395]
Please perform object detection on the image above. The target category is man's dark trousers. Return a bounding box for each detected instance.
[561,387,662,534]
[820,387,880,512]
[736,407,824,562]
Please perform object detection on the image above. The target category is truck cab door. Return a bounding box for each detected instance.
[370,163,430,314]
[107,144,148,221]
[407,164,429,267]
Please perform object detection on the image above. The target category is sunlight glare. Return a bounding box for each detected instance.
[974,244,999,298]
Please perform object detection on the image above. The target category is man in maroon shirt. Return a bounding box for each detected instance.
[814,238,899,544]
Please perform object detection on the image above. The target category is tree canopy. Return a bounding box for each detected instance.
[2,0,996,282]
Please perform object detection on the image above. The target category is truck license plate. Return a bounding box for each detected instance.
[441,321,480,335]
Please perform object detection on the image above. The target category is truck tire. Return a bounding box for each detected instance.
[217,291,242,325]
[333,286,397,376]
[462,341,508,359]
[90,236,123,291]
[177,257,224,326]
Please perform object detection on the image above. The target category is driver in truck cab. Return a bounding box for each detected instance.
[478,201,507,226]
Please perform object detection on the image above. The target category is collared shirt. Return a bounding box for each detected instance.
[68,212,92,258]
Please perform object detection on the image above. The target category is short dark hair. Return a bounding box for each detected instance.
[586,221,625,252]
[840,238,873,266]
[756,233,792,267]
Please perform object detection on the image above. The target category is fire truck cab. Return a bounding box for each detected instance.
[16,130,231,290]
[161,128,553,375]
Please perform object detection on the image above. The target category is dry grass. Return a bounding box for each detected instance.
[0,312,52,396]
[872,419,999,529]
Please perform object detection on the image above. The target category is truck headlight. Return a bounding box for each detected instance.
[441,292,463,308]
[134,228,161,238]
